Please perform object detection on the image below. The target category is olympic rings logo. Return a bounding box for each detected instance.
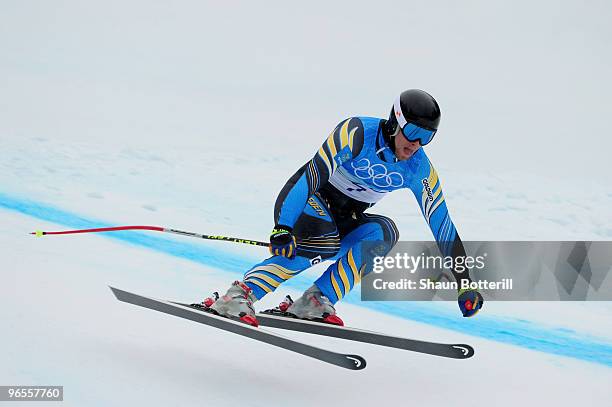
[350,158,404,188]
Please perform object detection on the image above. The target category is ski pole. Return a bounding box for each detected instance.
[30,225,269,247]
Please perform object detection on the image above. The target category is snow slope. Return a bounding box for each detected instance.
[3,210,612,407]
[1,136,611,406]
[1,1,612,406]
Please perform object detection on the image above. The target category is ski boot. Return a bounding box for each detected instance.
[265,285,344,326]
[195,281,259,327]
[199,291,219,308]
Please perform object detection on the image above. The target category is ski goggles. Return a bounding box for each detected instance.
[393,96,437,146]
[400,122,437,146]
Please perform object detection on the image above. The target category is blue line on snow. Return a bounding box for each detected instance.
[2,191,611,368]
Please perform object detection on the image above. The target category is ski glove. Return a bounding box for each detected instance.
[269,226,297,259]
[458,288,484,317]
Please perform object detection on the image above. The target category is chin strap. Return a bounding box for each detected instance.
[378,120,400,163]
[380,119,398,155]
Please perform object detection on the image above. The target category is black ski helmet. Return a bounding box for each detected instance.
[386,89,441,145]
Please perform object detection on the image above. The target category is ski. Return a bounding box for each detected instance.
[109,287,366,370]
[254,312,475,359]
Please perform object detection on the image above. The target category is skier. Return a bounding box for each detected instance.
[201,89,484,326]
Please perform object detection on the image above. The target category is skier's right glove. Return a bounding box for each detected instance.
[269,226,297,259]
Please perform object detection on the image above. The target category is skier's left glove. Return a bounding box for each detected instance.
[458,288,484,317]
[269,225,297,259]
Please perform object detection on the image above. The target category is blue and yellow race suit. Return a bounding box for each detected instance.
[244,117,471,303]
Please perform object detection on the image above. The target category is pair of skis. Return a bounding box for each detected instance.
[110,287,474,370]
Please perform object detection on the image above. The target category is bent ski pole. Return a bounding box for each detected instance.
[31,225,268,247]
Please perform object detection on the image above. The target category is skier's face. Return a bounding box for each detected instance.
[394,130,421,161]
